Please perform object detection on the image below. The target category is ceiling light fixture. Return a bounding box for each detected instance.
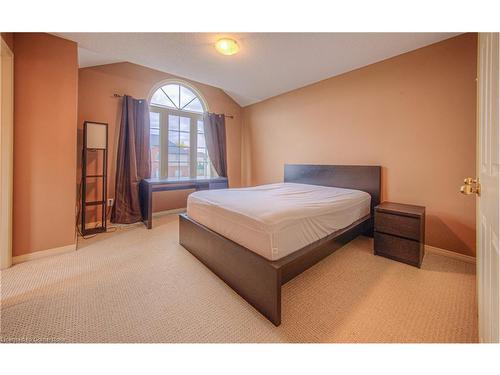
[215,38,239,56]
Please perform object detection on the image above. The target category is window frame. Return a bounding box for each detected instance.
[149,82,213,180]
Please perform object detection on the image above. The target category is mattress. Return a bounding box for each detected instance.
[186,182,371,261]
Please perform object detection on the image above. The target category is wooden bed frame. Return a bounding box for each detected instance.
[179,164,381,326]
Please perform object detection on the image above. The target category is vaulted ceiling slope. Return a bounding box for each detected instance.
[56,33,460,107]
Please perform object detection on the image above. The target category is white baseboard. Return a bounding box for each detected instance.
[10,231,474,266]
[153,208,186,217]
[81,208,186,230]
[425,245,476,264]
[12,243,77,265]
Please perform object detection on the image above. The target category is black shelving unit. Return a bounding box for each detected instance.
[81,121,108,236]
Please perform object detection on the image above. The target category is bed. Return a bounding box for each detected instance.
[179,164,381,326]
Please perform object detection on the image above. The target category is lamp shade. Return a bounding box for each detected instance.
[85,122,107,149]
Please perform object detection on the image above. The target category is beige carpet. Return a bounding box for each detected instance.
[0,214,477,343]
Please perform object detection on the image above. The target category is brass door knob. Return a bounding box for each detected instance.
[460,177,480,196]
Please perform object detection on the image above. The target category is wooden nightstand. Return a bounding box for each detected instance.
[374,202,426,268]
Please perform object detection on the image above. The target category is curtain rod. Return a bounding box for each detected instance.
[113,93,234,119]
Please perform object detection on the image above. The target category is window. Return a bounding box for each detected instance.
[149,82,214,179]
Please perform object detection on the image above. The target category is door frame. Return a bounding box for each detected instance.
[0,37,14,270]
[476,32,500,343]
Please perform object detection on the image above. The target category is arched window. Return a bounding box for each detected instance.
[149,81,214,179]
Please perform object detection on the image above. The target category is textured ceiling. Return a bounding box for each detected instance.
[57,33,461,106]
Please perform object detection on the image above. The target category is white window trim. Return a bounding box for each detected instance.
[149,80,214,179]
[147,79,209,112]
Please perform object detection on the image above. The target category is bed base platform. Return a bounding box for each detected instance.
[178,164,381,326]
[179,213,371,326]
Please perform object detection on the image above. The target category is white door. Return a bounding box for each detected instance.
[477,32,500,343]
[0,38,14,270]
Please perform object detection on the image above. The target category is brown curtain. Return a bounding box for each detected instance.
[203,112,227,177]
[111,96,151,224]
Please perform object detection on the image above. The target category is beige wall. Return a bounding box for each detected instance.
[9,32,477,257]
[242,33,477,256]
[1,33,14,51]
[13,33,78,256]
[78,62,242,214]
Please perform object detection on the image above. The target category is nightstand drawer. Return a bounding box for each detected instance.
[374,232,422,267]
[375,212,421,241]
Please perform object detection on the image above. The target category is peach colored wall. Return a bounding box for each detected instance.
[78,62,242,215]
[242,33,477,256]
[13,33,78,256]
[1,33,14,51]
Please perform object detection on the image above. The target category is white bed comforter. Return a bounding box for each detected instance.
[186,182,370,260]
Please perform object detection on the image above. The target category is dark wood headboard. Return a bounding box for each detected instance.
[284,164,381,213]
